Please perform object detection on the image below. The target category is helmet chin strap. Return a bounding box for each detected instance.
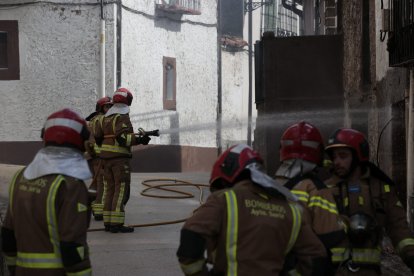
[275,159,317,179]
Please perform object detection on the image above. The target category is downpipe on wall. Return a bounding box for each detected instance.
[408,67,414,224]
[99,0,106,98]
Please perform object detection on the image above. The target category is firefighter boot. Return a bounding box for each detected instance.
[110,225,134,233]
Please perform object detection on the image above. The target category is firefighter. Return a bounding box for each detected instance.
[275,122,346,274]
[94,87,151,233]
[177,144,328,276]
[1,108,92,276]
[85,96,113,221]
[324,128,414,275]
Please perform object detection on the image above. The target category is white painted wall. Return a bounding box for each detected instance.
[221,7,261,148]
[120,0,218,148]
[0,0,116,141]
[0,0,220,149]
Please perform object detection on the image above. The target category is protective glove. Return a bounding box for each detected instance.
[136,135,151,145]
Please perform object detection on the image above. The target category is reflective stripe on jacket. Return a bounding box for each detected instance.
[1,169,92,275]
[178,180,326,276]
[95,113,137,159]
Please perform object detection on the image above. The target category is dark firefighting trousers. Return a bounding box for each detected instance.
[103,158,131,226]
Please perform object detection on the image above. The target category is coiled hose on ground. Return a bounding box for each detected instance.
[88,179,209,232]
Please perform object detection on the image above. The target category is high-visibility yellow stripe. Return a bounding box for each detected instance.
[384,184,390,193]
[67,268,92,276]
[103,211,111,223]
[93,144,101,154]
[112,114,120,138]
[4,255,16,266]
[47,176,64,249]
[344,197,349,207]
[9,168,24,217]
[179,259,205,275]
[308,196,339,215]
[352,248,381,264]
[116,182,125,212]
[287,269,301,276]
[285,203,302,254]
[358,196,364,205]
[17,252,63,269]
[330,247,380,264]
[225,190,238,276]
[291,190,309,203]
[102,177,107,205]
[397,238,414,254]
[126,134,132,146]
[46,176,65,260]
[100,144,130,154]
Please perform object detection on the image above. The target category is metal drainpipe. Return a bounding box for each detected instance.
[116,0,122,88]
[247,0,253,146]
[407,67,414,223]
[99,0,106,98]
[216,0,222,155]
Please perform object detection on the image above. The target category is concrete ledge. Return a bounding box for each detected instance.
[0,142,218,172]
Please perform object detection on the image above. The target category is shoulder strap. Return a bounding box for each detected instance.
[284,175,306,190]
[308,175,328,190]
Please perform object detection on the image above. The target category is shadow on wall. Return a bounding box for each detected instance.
[154,10,182,32]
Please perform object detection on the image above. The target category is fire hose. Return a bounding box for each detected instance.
[87,179,209,232]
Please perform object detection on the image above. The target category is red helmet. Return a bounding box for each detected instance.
[325,128,369,162]
[112,87,133,106]
[210,144,263,186]
[280,121,324,165]
[95,96,112,112]
[42,108,89,151]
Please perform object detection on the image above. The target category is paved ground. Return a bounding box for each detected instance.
[0,164,412,275]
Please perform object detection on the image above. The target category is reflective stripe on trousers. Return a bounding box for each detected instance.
[331,247,381,264]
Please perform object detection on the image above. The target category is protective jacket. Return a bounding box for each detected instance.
[279,174,346,249]
[177,180,327,276]
[84,113,104,161]
[94,113,138,159]
[325,165,414,274]
[1,169,91,276]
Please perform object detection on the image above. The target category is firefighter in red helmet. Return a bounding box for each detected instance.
[177,144,328,276]
[85,96,113,221]
[275,121,346,275]
[94,88,151,233]
[1,108,92,276]
[324,128,414,275]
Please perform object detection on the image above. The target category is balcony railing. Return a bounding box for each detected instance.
[155,0,201,15]
[389,0,414,67]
